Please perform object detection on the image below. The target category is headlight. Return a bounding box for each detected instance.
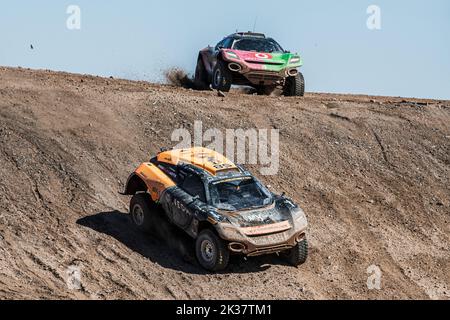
[216,222,245,240]
[289,56,301,64]
[226,214,242,226]
[208,210,227,223]
[225,51,240,60]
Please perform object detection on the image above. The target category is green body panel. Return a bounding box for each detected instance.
[261,52,303,72]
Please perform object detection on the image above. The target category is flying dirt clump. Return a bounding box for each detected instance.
[164,68,197,89]
[163,67,282,96]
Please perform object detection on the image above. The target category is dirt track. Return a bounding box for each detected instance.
[0,66,449,299]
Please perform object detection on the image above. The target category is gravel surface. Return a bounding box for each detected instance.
[0,66,449,299]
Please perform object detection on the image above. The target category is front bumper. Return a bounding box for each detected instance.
[244,70,286,85]
[224,57,301,85]
[215,220,307,256]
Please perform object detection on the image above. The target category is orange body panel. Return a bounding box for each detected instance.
[134,162,175,201]
[157,147,237,176]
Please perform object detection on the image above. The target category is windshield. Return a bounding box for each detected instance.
[232,38,284,53]
[209,177,273,211]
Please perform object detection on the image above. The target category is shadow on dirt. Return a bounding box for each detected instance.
[77,210,292,274]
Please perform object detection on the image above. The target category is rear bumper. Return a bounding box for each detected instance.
[215,221,307,256]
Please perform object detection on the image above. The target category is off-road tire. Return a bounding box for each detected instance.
[284,237,308,266]
[283,72,305,97]
[129,193,155,233]
[195,229,229,271]
[212,61,232,92]
[194,58,209,90]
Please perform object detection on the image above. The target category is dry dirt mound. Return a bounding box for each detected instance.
[0,66,449,299]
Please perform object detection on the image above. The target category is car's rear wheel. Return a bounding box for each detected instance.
[195,229,229,271]
[194,58,209,90]
[283,72,305,97]
[212,61,232,92]
[283,237,308,266]
[129,193,155,233]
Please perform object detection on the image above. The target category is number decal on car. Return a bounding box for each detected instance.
[254,53,272,59]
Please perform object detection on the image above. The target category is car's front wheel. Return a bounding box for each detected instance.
[212,61,232,92]
[195,229,229,271]
[283,72,305,97]
[284,237,308,266]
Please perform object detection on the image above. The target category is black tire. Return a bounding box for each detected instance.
[284,237,308,266]
[283,72,305,97]
[212,61,232,92]
[195,229,229,271]
[129,193,155,233]
[194,58,209,90]
[255,85,276,96]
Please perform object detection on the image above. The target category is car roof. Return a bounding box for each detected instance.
[224,32,267,41]
[231,32,266,38]
[157,147,240,176]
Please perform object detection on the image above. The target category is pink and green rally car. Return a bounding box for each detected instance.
[194,32,305,96]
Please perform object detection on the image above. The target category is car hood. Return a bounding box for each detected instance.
[225,49,301,66]
[218,202,293,228]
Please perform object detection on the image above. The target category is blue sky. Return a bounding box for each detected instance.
[1,0,449,99]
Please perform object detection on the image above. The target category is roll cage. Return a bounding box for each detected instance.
[149,157,261,208]
[215,34,285,53]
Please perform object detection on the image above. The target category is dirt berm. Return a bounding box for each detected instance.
[0,66,449,299]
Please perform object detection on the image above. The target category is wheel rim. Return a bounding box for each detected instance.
[200,239,215,262]
[213,69,222,87]
[132,204,144,226]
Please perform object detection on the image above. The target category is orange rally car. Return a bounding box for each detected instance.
[123,147,308,271]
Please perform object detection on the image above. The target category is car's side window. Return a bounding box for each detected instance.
[223,37,233,49]
[156,162,178,183]
[181,174,206,202]
[176,169,187,185]
[215,39,226,50]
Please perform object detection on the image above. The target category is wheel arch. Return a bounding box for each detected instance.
[216,49,229,65]
[124,173,147,195]
[197,52,206,66]
[197,220,215,235]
